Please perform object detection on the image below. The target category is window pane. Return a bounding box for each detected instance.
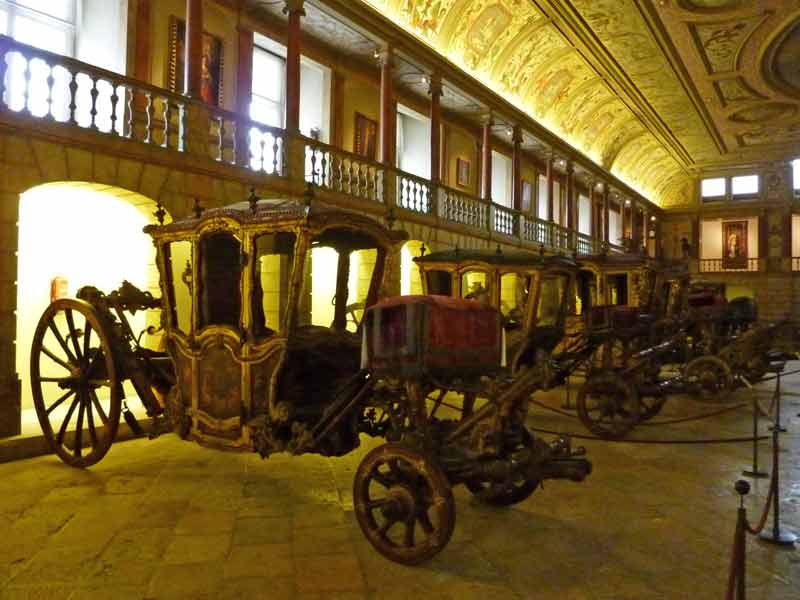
[701,177,725,198]
[0,9,8,35]
[12,15,69,54]
[166,241,193,334]
[537,276,566,327]
[794,159,800,191]
[732,175,758,196]
[252,233,295,337]
[250,96,282,128]
[252,48,285,102]
[462,271,488,302]
[500,272,529,326]
[346,249,377,332]
[15,0,75,22]
[199,233,242,329]
[425,270,452,296]
[537,175,548,220]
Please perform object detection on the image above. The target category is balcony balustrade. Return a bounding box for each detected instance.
[0,33,624,257]
[699,258,760,273]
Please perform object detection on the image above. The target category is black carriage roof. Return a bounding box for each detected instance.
[414,248,578,270]
[144,197,407,244]
[577,252,654,268]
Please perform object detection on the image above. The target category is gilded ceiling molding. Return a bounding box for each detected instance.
[689,11,771,75]
[760,11,800,99]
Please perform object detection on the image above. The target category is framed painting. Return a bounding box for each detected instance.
[168,16,224,107]
[521,179,532,213]
[354,112,378,161]
[456,157,470,188]
[722,220,748,269]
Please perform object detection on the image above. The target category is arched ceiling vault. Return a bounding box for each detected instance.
[357,0,800,209]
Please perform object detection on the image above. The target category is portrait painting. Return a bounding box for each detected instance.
[168,17,224,107]
[456,158,471,188]
[354,112,378,161]
[722,220,748,269]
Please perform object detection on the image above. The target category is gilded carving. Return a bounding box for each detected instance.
[763,18,800,98]
[692,19,759,73]
[713,78,766,105]
[737,123,800,146]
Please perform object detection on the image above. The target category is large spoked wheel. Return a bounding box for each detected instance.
[684,355,734,403]
[465,428,540,506]
[353,443,455,565]
[577,373,640,439]
[30,299,122,468]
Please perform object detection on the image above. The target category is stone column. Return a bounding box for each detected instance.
[235,26,254,167]
[602,183,610,243]
[378,47,396,166]
[480,113,493,202]
[546,153,555,222]
[284,0,305,134]
[428,74,442,184]
[565,160,575,230]
[512,125,523,211]
[184,0,203,98]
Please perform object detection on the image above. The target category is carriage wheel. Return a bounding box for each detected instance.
[639,394,667,421]
[577,373,640,439]
[465,428,540,506]
[684,356,734,403]
[353,443,455,565]
[30,299,122,468]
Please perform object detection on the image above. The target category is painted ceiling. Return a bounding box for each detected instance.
[356,0,800,208]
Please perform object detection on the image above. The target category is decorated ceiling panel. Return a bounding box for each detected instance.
[356,0,800,209]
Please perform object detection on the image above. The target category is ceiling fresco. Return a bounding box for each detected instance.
[355,0,800,208]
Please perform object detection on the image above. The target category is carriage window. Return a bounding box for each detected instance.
[576,271,596,316]
[199,232,242,329]
[500,273,529,323]
[425,270,452,296]
[165,241,193,334]
[301,245,379,331]
[608,274,628,305]
[461,271,488,303]
[252,232,295,336]
[537,275,567,326]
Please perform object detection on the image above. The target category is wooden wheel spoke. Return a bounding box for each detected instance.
[65,309,83,361]
[403,521,415,547]
[73,393,85,457]
[48,320,76,362]
[378,517,396,539]
[39,376,73,383]
[56,395,80,446]
[89,389,108,424]
[85,392,98,448]
[372,468,395,489]
[83,321,93,361]
[46,389,75,416]
[417,511,434,534]
[41,346,72,371]
[366,498,390,510]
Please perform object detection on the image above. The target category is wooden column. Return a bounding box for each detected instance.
[565,161,575,230]
[630,201,640,249]
[184,0,203,97]
[330,70,345,148]
[602,184,610,243]
[133,0,152,82]
[235,27,253,117]
[429,74,442,183]
[284,0,305,134]
[690,214,700,259]
[512,125,523,211]
[378,47,396,166]
[546,153,555,222]
[481,113,493,201]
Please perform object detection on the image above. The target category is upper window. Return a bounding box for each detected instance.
[701,177,726,200]
[732,175,759,198]
[793,159,799,192]
[251,46,286,129]
[0,0,77,54]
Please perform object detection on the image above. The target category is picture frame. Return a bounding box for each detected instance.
[456,157,470,188]
[722,220,748,269]
[354,112,378,161]
[521,179,532,213]
[168,16,224,107]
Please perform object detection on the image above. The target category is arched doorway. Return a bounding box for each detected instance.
[15,182,166,432]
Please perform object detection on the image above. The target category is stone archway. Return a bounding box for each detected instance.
[401,240,426,296]
[13,181,169,435]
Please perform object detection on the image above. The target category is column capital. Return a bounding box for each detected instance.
[480,111,494,127]
[376,45,394,68]
[427,73,443,97]
[565,160,574,175]
[511,124,524,145]
[283,0,306,16]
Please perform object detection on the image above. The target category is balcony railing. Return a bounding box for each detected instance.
[699,258,759,273]
[793,257,800,272]
[0,33,631,258]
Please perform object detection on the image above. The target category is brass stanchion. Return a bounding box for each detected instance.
[767,364,787,434]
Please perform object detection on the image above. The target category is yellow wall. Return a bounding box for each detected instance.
[446,125,478,196]
[401,241,424,295]
[341,78,381,154]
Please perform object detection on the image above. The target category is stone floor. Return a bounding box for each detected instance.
[1,374,799,599]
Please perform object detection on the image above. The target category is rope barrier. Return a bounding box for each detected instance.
[745,364,800,384]
[529,426,768,445]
